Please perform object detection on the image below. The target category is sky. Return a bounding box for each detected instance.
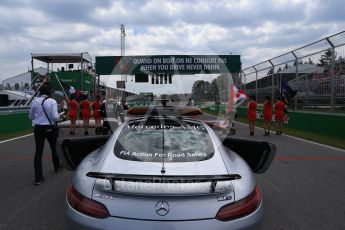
[0,0,344,93]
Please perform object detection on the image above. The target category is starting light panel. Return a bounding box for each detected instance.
[151,74,173,84]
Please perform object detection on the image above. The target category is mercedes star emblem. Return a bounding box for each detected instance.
[155,201,170,216]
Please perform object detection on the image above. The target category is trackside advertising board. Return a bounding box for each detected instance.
[96,55,241,75]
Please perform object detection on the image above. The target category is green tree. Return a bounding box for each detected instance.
[293,59,303,66]
[191,80,206,102]
[210,79,219,102]
[191,74,233,103]
[267,67,274,76]
[318,49,335,67]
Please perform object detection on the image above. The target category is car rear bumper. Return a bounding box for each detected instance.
[65,200,263,230]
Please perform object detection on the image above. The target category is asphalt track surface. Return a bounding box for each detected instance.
[0,116,344,230]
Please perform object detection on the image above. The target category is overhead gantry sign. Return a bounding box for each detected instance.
[95,55,241,75]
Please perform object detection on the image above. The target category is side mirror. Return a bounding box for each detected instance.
[56,135,110,170]
[222,137,276,173]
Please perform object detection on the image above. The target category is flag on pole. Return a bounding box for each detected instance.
[54,79,75,98]
[226,84,248,113]
[233,85,247,106]
[280,81,297,99]
[53,73,75,99]
[60,80,75,96]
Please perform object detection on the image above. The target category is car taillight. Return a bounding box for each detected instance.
[67,184,109,218]
[216,185,261,221]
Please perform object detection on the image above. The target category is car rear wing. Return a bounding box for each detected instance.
[87,172,241,192]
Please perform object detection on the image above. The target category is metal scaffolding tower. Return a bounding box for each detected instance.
[120,24,126,82]
[120,24,126,57]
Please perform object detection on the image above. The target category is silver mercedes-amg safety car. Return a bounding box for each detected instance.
[57,108,275,230]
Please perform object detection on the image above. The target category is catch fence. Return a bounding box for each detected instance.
[240,31,345,113]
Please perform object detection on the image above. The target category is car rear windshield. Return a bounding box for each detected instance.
[114,119,214,162]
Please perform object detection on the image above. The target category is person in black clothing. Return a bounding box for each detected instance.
[117,99,125,123]
[29,84,63,185]
[100,99,125,134]
[100,100,112,134]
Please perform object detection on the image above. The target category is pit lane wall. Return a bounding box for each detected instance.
[0,112,33,136]
[202,105,345,140]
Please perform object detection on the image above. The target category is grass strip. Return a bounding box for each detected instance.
[203,110,345,150]
[0,129,33,142]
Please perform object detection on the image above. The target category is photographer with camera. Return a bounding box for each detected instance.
[29,84,63,185]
